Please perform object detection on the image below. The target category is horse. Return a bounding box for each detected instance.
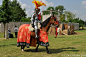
[17,15,59,54]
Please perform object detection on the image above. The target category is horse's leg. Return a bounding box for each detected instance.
[35,44,39,52]
[46,46,51,54]
[21,46,25,51]
[21,46,24,51]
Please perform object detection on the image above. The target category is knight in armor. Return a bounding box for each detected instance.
[30,8,41,39]
[31,0,46,39]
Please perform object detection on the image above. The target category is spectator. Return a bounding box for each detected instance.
[55,21,59,38]
[8,27,14,38]
[55,26,58,38]
[55,25,60,38]
[8,27,11,34]
[57,27,61,38]
[14,25,18,38]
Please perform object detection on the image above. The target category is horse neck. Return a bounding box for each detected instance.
[41,21,51,32]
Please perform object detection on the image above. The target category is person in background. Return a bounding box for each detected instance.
[8,27,11,34]
[57,27,61,37]
[8,27,14,38]
[55,21,59,38]
[14,25,18,38]
[55,26,58,38]
[8,27,11,37]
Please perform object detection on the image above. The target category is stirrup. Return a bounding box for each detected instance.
[35,36,40,39]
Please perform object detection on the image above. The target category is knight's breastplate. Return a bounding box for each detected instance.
[35,16,38,21]
[34,15,38,25]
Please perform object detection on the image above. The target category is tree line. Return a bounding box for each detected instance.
[0,0,31,23]
[0,0,86,38]
[0,0,86,27]
[0,0,31,37]
[44,6,86,28]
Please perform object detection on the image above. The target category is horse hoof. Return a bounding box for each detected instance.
[47,52,51,54]
[35,49,38,52]
[22,49,24,51]
[47,51,51,54]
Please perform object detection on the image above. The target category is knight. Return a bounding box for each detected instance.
[30,8,41,39]
[30,0,46,39]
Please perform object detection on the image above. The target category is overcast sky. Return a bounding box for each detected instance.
[0,0,86,21]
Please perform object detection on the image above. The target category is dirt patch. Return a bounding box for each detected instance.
[69,32,82,35]
[0,38,5,39]
[0,38,10,39]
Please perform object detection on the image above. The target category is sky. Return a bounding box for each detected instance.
[0,0,86,21]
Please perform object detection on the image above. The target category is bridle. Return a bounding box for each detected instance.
[46,16,58,27]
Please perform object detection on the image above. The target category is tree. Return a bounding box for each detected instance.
[79,19,84,29]
[0,0,12,38]
[60,14,65,22]
[73,17,79,23]
[47,6,54,11]
[55,5,65,15]
[85,21,86,27]
[10,0,26,22]
[43,11,50,15]
[27,17,31,22]
[64,11,76,22]
[43,6,55,15]
[20,17,31,22]
[73,17,85,28]
[0,6,2,18]
[43,5,65,15]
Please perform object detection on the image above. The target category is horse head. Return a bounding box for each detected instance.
[49,14,59,26]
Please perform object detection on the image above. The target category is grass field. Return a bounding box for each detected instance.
[0,30,86,57]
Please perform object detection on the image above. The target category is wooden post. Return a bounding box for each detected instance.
[5,23,9,39]
[58,9,60,21]
[5,30,9,39]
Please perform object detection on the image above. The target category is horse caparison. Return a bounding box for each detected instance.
[17,15,59,54]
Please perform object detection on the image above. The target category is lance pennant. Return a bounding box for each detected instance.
[32,0,46,9]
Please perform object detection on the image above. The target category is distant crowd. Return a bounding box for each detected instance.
[8,25,18,38]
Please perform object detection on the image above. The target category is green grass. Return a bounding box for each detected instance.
[0,30,86,57]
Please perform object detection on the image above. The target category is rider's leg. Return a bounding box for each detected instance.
[35,25,38,38]
[31,21,34,28]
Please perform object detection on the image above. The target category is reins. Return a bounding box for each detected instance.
[46,24,58,28]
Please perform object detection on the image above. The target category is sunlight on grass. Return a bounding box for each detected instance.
[0,30,86,57]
